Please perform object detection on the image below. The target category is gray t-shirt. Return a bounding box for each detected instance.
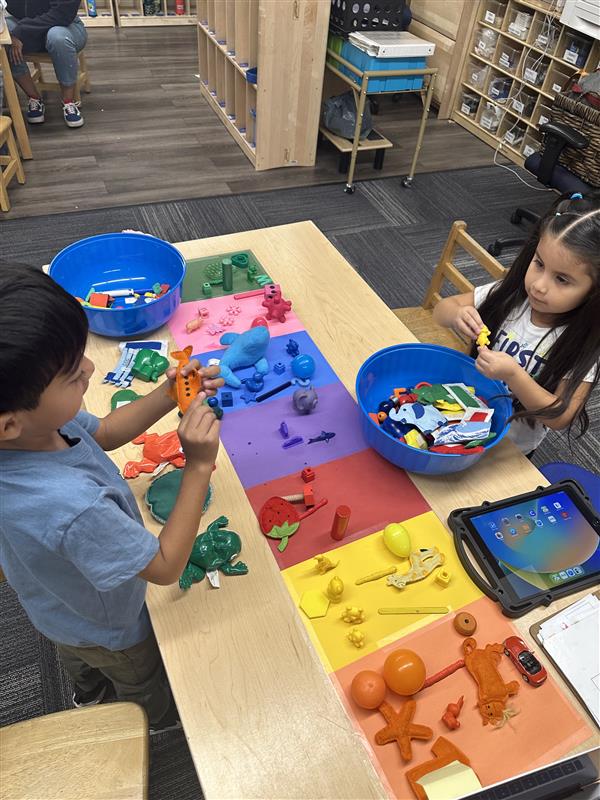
[0,411,159,650]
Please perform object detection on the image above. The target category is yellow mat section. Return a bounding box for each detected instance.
[282,510,482,673]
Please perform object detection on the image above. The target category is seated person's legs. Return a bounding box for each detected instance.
[45,18,88,128]
[5,15,46,124]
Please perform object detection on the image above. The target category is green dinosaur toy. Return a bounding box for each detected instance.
[180,515,248,590]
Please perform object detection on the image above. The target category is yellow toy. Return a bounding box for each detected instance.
[347,628,366,648]
[386,548,445,589]
[314,554,339,575]
[299,590,330,619]
[341,606,365,624]
[476,325,491,347]
[383,522,411,558]
[326,576,344,603]
[355,565,397,585]
[435,568,452,588]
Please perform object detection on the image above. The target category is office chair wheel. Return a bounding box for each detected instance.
[344,184,356,194]
[401,177,413,188]
[488,242,502,257]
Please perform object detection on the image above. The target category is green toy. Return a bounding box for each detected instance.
[179,515,249,590]
[110,388,142,411]
[263,521,300,552]
[131,349,170,382]
[413,384,455,405]
[145,469,212,524]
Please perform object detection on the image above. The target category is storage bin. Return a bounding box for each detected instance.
[489,75,512,102]
[340,40,426,92]
[521,135,540,159]
[466,61,490,92]
[546,66,571,97]
[497,42,522,73]
[503,122,526,148]
[474,27,498,60]
[561,33,592,68]
[534,103,552,128]
[480,102,502,132]
[329,0,408,33]
[460,91,481,117]
[481,0,504,27]
[507,9,533,40]
[532,18,560,52]
[523,55,548,87]
[511,87,536,118]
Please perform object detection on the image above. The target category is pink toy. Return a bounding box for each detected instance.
[251,316,269,328]
[262,284,292,323]
[185,306,211,334]
[207,323,224,336]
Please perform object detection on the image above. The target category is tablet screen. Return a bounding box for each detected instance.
[466,489,600,601]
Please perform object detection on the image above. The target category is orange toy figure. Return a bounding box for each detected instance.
[168,345,203,414]
[441,696,464,730]
[463,637,520,726]
[123,431,185,478]
[374,699,433,762]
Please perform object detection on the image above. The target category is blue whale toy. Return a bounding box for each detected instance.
[218,325,270,388]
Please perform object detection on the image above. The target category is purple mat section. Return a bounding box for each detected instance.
[219,381,367,488]
[195,330,339,414]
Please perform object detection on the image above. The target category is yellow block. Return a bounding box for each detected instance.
[282,511,482,673]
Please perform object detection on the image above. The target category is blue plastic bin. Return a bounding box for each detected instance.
[340,41,426,93]
[356,343,512,475]
[49,233,186,338]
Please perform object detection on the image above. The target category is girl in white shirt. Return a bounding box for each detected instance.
[433,192,600,455]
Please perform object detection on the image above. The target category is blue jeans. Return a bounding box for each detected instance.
[6,15,87,87]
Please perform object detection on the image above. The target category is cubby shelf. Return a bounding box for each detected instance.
[452,0,600,169]
[197,0,330,171]
[78,0,117,27]
[114,0,196,26]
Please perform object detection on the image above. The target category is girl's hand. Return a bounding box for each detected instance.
[475,346,517,382]
[177,393,221,468]
[453,305,485,340]
[165,361,224,397]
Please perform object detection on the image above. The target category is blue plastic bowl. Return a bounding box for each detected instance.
[356,343,512,475]
[49,233,186,338]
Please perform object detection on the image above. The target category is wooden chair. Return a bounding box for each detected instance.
[29,51,91,103]
[0,116,25,212]
[0,702,149,800]
[393,220,506,352]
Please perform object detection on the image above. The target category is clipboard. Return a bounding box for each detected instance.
[530,590,600,729]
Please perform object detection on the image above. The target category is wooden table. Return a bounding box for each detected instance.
[84,222,598,798]
[1,20,32,160]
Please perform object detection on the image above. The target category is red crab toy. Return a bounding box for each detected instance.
[123,431,185,478]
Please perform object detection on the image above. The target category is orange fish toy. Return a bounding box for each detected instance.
[168,345,203,414]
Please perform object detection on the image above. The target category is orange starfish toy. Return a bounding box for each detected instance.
[168,345,203,414]
[374,700,433,762]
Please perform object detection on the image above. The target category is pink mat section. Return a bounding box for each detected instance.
[168,295,304,357]
[332,596,593,799]
[246,448,431,569]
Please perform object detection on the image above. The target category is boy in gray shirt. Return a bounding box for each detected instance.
[0,264,222,733]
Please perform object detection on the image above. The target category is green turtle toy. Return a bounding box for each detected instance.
[180,515,248,590]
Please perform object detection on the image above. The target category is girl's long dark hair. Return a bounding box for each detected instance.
[471,192,600,438]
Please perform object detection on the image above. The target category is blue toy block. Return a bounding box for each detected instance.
[221,391,234,408]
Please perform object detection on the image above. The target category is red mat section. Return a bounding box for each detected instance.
[246,448,431,569]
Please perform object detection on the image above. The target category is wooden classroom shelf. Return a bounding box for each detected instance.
[451,0,600,169]
[197,0,330,170]
[114,0,196,26]
[78,0,116,27]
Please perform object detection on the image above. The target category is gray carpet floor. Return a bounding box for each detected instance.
[1,164,598,799]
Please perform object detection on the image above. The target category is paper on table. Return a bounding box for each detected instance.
[538,595,600,727]
[416,760,482,800]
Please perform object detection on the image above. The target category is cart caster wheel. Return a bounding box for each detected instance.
[488,243,502,257]
[401,177,413,188]
[344,184,356,194]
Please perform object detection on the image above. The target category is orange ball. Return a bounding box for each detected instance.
[350,670,387,709]
[383,649,426,696]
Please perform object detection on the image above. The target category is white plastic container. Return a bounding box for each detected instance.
[348,31,435,58]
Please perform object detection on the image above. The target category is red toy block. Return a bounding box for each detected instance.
[301,467,315,483]
[304,485,315,507]
[89,292,111,308]
[330,505,351,541]
[262,284,292,323]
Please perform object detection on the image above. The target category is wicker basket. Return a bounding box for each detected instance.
[550,92,600,188]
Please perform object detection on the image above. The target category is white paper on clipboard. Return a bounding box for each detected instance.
[536,594,600,727]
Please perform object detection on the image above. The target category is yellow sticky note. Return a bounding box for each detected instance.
[417,760,482,800]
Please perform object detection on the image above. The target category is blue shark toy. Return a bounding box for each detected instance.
[218,325,270,388]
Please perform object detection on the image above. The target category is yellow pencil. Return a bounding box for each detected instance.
[355,566,397,585]
[378,606,449,615]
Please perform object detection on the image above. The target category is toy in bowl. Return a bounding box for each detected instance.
[355,344,512,475]
[49,233,186,338]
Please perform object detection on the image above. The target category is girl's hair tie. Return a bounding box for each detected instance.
[570,192,583,200]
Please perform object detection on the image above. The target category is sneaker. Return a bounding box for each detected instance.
[72,677,111,708]
[149,706,182,736]
[63,101,84,128]
[26,97,45,124]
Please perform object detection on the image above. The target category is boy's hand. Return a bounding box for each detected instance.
[165,360,224,397]
[454,305,485,340]
[475,346,517,382]
[177,393,221,468]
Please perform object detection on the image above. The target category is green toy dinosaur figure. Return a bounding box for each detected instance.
[180,515,248,590]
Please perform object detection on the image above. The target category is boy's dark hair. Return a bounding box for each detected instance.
[0,264,89,413]
[471,191,600,438]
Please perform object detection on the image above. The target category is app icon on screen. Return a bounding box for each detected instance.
[548,515,557,523]
[489,522,497,530]
[541,505,549,513]
[559,571,568,579]
[509,528,517,536]
[502,517,509,525]
[553,502,562,509]
[566,568,575,577]
[561,511,569,519]
[573,566,583,575]
[495,532,504,540]
[515,514,523,520]
[550,573,560,582]
[529,510,536,516]
[535,520,543,527]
